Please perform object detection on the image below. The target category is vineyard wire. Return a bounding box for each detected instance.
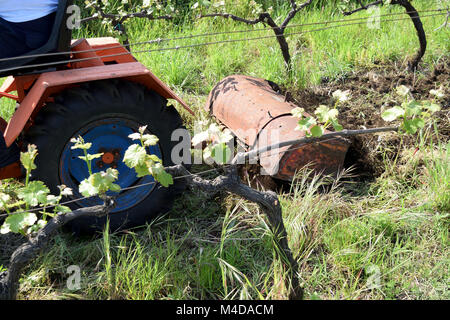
[0,11,445,74]
[0,8,443,63]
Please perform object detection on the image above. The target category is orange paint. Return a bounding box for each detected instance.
[0,162,22,180]
[1,37,194,150]
[102,152,115,165]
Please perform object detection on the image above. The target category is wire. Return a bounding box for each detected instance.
[0,164,232,218]
[0,8,443,63]
[0,10,446,218]
[0,11,445,74]
[0,135,363,218]
[0,124,416,218]
[0,132,387,218]
[119,165,232,192]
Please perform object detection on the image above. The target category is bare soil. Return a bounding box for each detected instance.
[287,59,449,178]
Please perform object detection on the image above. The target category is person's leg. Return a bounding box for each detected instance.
[16,12,56,51]
[0,17,29,59]
[0,18,27,166]
[0,19,22,166]
[0,12,56,59]
[0,124,20,168]
[0,13,56,167]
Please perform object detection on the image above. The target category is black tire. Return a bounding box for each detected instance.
[25,79,188,235]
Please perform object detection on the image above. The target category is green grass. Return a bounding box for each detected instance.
[15,149,449,299]
[1,0,449,300]
[0,78,16,121]
[69,0,449,94]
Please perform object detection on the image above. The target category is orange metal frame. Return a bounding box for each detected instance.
[0,37,194,180]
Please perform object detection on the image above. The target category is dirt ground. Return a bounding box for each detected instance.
[287,58,450,178]
[238,59,449,189]
[1,59,448,267]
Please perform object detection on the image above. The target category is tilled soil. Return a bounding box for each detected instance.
[288,59,449,178]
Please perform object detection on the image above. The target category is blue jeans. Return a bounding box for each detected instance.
[0,12,56,59]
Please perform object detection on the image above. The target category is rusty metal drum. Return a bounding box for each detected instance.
[206,75,350,181]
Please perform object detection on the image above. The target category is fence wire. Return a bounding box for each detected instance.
[0,10,446,74]
[0,9,446,218]
[0,8,444,63]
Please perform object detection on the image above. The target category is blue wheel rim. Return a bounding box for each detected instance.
[59,118,162,212]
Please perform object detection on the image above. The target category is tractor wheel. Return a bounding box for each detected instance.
[25,79,188,235]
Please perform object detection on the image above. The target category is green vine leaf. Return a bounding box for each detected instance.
[79,179,99,197]
[78,153,104,162]
[396,85,411,97]
[151,164,174,187]
[404,101,422,117]
[1,212,37,235]
[292,102,343,138]
[291,107,305,119]
[192,123,233,147]
[123,144,148,168]
[422,101,441,113]
[17,181,50,207]
[295,117,317,132]
[79,168,121,197]
[27,219,47,234]
[381,106,405,122]
[402,118,425,134]
[310,125,325,138]
[55,205,72,214]
[125,126,173,187]
[381,86,442,135]
[142,134,159,146]
[0,193,11,211]
[20,144,38,172]
[70,137,92,151]
[192,122,234,165]
[429,86,445,99]
[332,89,351,103]
[331,120,343,132]
[315,105,339,123]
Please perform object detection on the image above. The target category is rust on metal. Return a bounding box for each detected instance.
[206,75,350,181]
[206,75,294,146]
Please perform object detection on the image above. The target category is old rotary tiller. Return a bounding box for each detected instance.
[0,0,349,233]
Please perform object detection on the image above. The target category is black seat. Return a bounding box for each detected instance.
[0,0,74,78]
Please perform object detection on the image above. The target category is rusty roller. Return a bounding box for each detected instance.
[205,75,350,181]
